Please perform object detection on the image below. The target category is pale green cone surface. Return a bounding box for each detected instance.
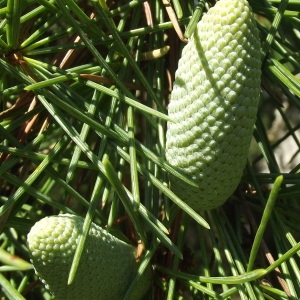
[166,0,261,210]
[27,214,152,300]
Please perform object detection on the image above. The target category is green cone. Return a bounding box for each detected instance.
[27,214,152,300]
[166,0,261,210]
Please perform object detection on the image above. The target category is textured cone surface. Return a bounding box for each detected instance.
[166,0,261,210]
[27,214,151,300]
